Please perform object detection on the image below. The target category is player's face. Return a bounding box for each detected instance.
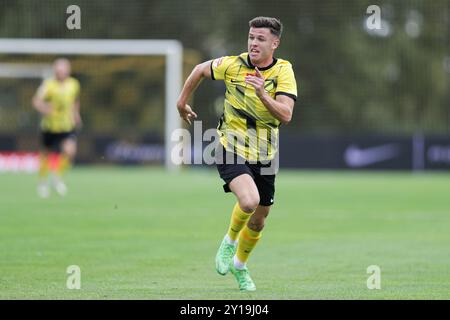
[54,60,71,81]
[248,27,279,65]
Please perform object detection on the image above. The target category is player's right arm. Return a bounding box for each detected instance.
[176,60,212,125]
[32,82,52,115]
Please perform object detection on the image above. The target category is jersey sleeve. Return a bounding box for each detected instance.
[210,56,235,81]
[275,64,298,101]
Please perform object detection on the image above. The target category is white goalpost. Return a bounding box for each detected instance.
[0,38,183,171]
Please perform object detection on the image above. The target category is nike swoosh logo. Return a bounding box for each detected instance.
[344,144,400,167]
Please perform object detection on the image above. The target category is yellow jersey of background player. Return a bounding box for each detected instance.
[38,76,80,133]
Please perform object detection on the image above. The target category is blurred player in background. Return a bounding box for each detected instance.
[32,58,81,198]
[177,17,297,291]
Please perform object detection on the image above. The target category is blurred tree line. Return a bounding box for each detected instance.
[0,0,449,136]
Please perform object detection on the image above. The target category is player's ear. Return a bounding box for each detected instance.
[272,38,280,50]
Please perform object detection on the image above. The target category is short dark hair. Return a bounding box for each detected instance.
[249,17,283,38]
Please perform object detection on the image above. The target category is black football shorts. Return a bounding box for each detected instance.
[41,130,77,152]
[215,144,276,206]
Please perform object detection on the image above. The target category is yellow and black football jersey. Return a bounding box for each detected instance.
[211,52,297,161]
[37,77,80,133]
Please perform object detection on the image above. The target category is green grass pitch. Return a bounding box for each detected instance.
[1,167,449,299]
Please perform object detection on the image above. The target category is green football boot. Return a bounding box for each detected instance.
[229,261,256,291]
[215,236,236,275]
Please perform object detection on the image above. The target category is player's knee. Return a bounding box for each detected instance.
[247,219,265,232]
[67,149,76,159]
[239,194,260,213]
[63,143,77,159]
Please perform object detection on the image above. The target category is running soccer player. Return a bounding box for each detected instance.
[177,17,297,291]
[32,58,81,198]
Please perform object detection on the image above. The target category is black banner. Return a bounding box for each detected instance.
[279,134,450,170]
[1,133,450,170]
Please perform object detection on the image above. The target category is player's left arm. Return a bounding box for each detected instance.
[72,81,82,129]
[32,81,52,115]
[73,98,82,129]
[245,67,295,124]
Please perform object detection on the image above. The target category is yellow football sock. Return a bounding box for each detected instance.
[236,225,262,264]
[227,203,254,241]
[38,154,49,178]
[57,154,71,176]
